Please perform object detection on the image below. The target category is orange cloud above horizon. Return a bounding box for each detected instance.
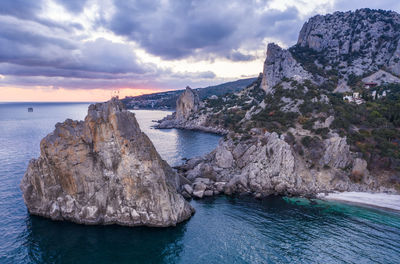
[0,87,165,102]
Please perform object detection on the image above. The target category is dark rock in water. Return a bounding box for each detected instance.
[21,98,194,227]
[28,107,33,112]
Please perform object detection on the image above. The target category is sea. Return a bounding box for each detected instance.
[0,102,399,264]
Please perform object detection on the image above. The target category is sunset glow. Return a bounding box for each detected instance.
[1,0,399,102]
[0,87,163,102]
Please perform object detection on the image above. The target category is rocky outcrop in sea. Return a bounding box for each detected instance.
[21,98,194,227]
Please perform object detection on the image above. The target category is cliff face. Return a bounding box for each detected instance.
[160,9,400,198]
[261,43,312,93]
[262,9,400,93]
[178,131,395,199]
[157,86,229,133]
[175,86,200,122]
[21,98,194,227]
[297,9,400,74]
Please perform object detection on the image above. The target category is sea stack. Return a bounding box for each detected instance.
[157,86,200,128]
[175,86,200,122]
[20,98,194,227]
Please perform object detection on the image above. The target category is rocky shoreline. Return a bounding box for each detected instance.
[21,98,194,227]
[21,8,400,227]
[155,9,400,201]
[155,85,398,201]
[156,117,228,135]
[156,86,229,135]
[173,131,397,201]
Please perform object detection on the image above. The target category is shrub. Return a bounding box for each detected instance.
[301,136,313,148]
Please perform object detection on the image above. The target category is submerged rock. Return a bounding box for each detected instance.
[21,98,194,227]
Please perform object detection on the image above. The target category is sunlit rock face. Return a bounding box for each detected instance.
[21,98,194,227]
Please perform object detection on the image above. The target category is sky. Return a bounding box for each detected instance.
[0,0,400,102]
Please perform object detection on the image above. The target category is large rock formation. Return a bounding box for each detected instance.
[261,9,400,93]
[160,9,400,199]
[297,9,400,63]
[178,131,396,199]
[175,86,200,122]
[297,9,400,81]
[21,98,194,227]
[261,43,312,93]
[157,86,228,134]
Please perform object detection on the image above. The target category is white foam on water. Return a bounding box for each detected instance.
[317,192,400,211]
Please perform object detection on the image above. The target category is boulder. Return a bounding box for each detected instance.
[214,182,227,192]
[21,98,194,227]
[182,184,193,195]
[204,190,214,197]
[215,145,234,168]
[192,182,207,198]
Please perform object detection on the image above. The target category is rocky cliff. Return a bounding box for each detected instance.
[157,86,229,134]
[261,43,313,93]
[158,9,400,198]
[121,78,256,110]
[21,98,194,227]
[260,9,400,95]
[297,9,400,75]
[178,130,396,199]
[175,86,200,121]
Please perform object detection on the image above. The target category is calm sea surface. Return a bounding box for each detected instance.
[0,102,399,264]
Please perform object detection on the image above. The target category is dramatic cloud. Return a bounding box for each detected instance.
[0,0,400,98]
[0,0,84,31]
[0,0,42,20]
[0,16,150,77]
[106,0,303,60]
[55,0,89,13]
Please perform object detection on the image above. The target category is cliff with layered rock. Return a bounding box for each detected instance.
[261,43,313,93]
[21,98,194,227]
[158,9,400,198]
[289,8,400,92]
[296,9,400,76]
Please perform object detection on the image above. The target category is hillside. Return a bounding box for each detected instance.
[157,8,400,198]
[121,77,257,109]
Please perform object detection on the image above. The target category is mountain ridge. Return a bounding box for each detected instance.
[121,77,257,110]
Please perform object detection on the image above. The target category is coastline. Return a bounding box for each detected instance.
[156,123,228,135]
[317,192,400,212]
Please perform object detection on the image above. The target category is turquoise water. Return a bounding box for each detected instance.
[0,103,399,263]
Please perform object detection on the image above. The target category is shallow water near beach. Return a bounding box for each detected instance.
[0,103,399,263]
